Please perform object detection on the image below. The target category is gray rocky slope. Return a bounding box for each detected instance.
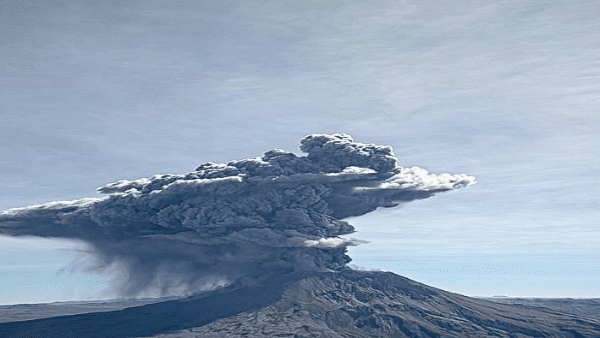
[2,269,600,338]
[143,270,600,338]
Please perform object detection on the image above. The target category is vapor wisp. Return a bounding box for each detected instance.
[0,134,476,298]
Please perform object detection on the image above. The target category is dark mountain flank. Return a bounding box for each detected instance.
[1,270,599,338]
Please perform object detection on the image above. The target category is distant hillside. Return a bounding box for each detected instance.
[0,297,178,324]
[480,297,600,320]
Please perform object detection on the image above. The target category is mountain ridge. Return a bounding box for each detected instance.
[1,269,600,338]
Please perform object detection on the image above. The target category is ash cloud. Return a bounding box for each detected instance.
[0,134,476,297]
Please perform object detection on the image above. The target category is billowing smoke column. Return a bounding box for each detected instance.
[0,134,476,297]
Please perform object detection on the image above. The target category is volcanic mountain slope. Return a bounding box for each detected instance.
[2,270,600,338]
[142,270,600,338]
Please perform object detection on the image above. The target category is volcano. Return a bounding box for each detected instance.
[1,269,599,338]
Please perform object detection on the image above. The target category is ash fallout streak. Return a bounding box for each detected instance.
[0,134,476,298]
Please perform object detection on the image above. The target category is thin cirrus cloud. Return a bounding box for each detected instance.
[0,134,475,298]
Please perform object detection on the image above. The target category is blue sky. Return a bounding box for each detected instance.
[1,0,599,304]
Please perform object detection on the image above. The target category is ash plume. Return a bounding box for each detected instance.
[0,134,476,298]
